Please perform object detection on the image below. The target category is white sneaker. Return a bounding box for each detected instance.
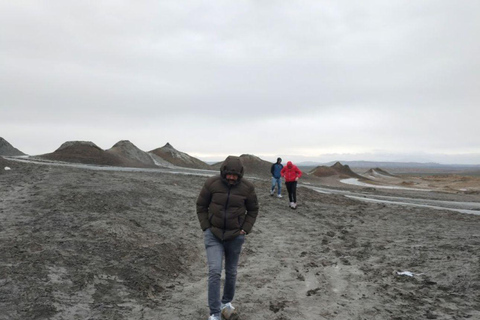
[221,302,236,319]
[277,194,282,198]
[289,202,294,208]
[208,315,220,320]
[292,202,297,209]
[270,189,274,196]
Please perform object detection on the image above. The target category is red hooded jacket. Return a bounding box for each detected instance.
[280,161,302,182]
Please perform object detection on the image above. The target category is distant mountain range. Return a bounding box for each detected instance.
[298,160,480,170]
[2,137,479,175]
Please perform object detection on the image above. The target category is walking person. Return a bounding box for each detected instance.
[280,161,302,209]
[270,157,283,197]
[196,156,259,320]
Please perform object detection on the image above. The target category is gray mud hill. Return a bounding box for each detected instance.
[38,141,152,168]
[106,140,157,168]
[0,137,26,156]
[212,154,274,179]
[310,161,368,180]
[0,160,479,319]
[237,154,272,178]
[364,167,398,178]
[149,143,211,169]
[148,152,176,168]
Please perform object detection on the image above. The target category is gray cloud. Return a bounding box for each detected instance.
[1,1,479,163]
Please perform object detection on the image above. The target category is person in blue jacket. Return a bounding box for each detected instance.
[270,157,283,197]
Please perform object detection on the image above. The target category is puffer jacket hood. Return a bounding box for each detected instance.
[220,156,244,179]
[281,161,302,182]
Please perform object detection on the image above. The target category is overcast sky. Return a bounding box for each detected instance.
[1,1,479,164]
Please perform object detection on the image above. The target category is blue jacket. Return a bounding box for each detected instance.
[271,163,283,179]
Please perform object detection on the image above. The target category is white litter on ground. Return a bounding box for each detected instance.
[396,271,424,277]
[4,167,11,170]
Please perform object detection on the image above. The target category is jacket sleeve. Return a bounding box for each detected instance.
[296,167,303,178]
[242,185,259,234]
[196,180,212,231]
[270,164,274,175]
[280,166,286,177]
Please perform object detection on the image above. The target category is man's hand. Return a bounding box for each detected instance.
[240,230,247,235]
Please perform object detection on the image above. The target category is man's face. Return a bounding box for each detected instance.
[226,174,239,185]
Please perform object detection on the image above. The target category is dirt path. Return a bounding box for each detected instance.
[1,161,479,319]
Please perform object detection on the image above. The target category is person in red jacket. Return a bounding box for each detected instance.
[280,161,302,209]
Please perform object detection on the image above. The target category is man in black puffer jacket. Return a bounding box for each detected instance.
[196,156,259,320]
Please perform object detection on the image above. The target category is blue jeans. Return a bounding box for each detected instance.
[271,177,281,195]
[204,228,245,316]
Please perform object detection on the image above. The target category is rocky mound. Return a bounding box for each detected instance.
[149,143,210,169]
[39,141,148,167]
[148,153,176,168]
[310,161,367,179]
[211,154,274,178]
[0,137,26,156]
[364,167,397,178]
[309,166,338,177]
[106,140,157,168]
[238,154,273,178]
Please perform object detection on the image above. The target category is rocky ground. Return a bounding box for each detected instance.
[1,158,479,320]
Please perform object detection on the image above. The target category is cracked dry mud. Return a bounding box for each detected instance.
[1,160,479,319]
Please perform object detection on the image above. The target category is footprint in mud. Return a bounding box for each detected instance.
[269,300,288,313]
[306,288,321,296]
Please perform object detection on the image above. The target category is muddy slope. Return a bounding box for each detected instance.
[0,162,479,319]
[106,140,157,168]
[0,137,26,156]
[150,143,210,169]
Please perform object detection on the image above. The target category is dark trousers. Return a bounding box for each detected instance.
[285,181,297,203]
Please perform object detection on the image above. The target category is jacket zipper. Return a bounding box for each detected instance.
[223,186,231,240]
